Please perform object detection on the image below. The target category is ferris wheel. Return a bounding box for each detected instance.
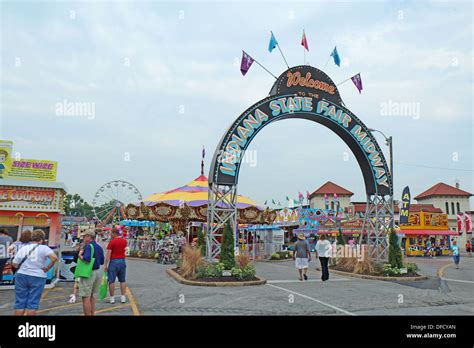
[92,180,142,227]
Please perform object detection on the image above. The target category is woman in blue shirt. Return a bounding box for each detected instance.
[451,240,460,269]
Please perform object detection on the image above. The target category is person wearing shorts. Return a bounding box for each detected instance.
[104,228,128,304]
[12,229,57,316]
[78,229,104,316]
[293,233,311,281]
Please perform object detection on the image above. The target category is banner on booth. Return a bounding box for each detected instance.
[0,140,57,181]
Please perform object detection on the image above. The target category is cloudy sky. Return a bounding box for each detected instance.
[1,0,472,207]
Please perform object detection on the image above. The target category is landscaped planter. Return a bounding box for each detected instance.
[166,268,266,287]
[316,266,428,281]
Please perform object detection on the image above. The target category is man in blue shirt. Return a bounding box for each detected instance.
[78,229,104,316]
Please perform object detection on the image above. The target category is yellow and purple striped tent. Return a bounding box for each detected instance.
[143,175,261,209]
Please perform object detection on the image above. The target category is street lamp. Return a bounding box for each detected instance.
[368,128,394,230]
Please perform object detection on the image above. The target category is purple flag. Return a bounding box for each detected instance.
[240,51,254,76]
[351,73,363,94]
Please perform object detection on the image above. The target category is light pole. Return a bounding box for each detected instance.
[368,128,394,230]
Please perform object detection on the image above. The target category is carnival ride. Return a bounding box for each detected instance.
[92,180,142,227]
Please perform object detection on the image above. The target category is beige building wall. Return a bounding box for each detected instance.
[416,195,471,246]
[310,195,351,210]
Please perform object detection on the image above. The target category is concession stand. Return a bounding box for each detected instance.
[0,140,66,287]
[399,212,457,256]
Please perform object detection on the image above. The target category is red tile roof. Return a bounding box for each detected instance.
[414,182,472,200]
[408,204,443,213]
[310,181,353,198]
[345,202,400,213]
[345,203,440,214]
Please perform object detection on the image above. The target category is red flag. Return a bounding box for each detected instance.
[457,214,464,233]
[465,213,472,232]
[301,30,309,51]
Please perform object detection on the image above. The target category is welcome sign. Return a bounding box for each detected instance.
[211,70,392,196]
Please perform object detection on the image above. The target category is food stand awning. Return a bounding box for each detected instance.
[399,229,457,236]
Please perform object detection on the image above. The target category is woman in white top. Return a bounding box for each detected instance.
[315,234,332,281]
[12,229,58,316]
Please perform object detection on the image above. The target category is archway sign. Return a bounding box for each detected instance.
[208,65,393,260]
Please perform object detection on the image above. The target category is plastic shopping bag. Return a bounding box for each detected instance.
[99,273,108,300]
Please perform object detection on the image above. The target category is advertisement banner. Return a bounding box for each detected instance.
[399,186,410,225]
[0,140,13,179]
[0,140,58,181]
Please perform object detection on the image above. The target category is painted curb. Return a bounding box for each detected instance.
[316,267,429,281]
[259,258,293,263]
[166,268,267,287]
[127,257,158,263]
[437,262,453,278]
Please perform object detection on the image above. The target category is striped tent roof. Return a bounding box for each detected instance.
[143,175,260,209]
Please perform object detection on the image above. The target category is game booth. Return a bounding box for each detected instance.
[398,212,457,256]
[0,140,65,288]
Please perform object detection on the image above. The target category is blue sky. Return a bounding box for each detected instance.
[1,0,472,207]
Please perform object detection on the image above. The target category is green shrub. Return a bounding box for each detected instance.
[221,221,236,269]
[215,262,225,274]
[276,251,290,259]
[383,263,401,276]
[231,267,243,280]
[205,264,219,278]
[388,230,403,268]
[405,262,418,273]
[270,253,280,260]
[241,265,256,280]
[197,225,206,257]
[196,265,207,278]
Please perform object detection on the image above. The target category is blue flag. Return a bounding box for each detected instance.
[331,46,341,67]
[268,31,278,53]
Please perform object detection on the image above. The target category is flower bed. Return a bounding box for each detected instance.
[332,255,421,278]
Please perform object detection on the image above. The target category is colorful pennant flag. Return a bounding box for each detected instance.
[268,31,278,53]
[301,30,309,51]
[330,46,341,67]
[286,196,290,201]
[457,214,464,233]
[351,73,363,94]
[264,200,267,205]
[272,199,276,205]
[240,51,254,76]
[464,212,472,232]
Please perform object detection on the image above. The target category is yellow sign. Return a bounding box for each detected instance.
[0,140,13,179]
[0,140,57,181]
[8,159,58,181]
[400,212,448,230]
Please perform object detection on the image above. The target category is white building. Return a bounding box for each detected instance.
[309,181,353,211]
[414,182,472,246]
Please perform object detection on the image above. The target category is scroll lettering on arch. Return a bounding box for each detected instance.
[209,65,392,196]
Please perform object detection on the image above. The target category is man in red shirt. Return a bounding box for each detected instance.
[104,228,128,304]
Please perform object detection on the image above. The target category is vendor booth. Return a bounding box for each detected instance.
[399,212,457,256]
[0,140,65,287]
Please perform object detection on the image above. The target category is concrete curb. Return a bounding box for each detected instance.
[316,267,429,281]
[166,268,267,287]
[437,262,453,278]
[258,258,292,263]
[127,257,157,263]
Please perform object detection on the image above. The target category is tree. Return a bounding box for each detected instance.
[64,193,94,218]
[336,227,345,245]
[197,225,206,257]
[388,229,403,268]
[220,220,236,269]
